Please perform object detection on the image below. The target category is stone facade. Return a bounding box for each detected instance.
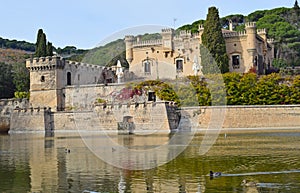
[0,99,29,132]
[125,22,274,79]
[26,56,121,111]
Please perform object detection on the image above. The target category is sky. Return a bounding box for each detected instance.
[0,0,295,49]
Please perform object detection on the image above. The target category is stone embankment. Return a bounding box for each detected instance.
[0,99,29,132]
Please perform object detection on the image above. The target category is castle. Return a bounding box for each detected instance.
[23,21,275,112]
[125,22,274,79]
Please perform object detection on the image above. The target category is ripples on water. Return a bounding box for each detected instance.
[0,130,300,192]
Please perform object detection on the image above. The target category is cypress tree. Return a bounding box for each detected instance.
[46,41,53,56]
[294,0,300,16]
[35,29,47,57]
[201,7,229,73]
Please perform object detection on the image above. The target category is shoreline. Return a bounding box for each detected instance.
[6,127,300,135]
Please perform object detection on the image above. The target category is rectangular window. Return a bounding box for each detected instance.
[232,55,240,69]
[176,59,183,72]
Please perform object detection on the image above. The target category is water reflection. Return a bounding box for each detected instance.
[0,130,300,192]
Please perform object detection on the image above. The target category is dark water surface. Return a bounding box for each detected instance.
[0,129,300,193]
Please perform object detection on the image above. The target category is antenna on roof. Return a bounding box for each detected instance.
[173,18,177,29]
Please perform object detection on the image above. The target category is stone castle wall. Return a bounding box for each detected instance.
[10,107,53,133]
[0,99,29,132]
[8,104,300,133]
[196,105,300,129]
[9,101,173,133]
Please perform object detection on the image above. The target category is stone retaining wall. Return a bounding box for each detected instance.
[194,105,300,129]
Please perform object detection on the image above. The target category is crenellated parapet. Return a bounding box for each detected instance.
[26,56,65,71]
[199,25,204,31]
[125,35,135,41]
[245,22,257,29]
[26,56,104,71]
[13,106,51,115]
[161,28,174,34]
[65,60,104,71]
[132,39,162,48]
[267,38,274,44]
[179,30,192,37]
[257,28,267,34]
[223,30,247,38]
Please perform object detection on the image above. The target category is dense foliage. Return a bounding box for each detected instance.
[133,80,180,105]
[201,7,229,73]
[0,63,15,98]
[188,73,300,106]
[0,62,29,99]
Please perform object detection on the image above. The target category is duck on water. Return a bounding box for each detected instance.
[210,171,222,178]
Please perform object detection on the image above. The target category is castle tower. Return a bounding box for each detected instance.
[125,35,134,63]
[245,22,257,71]
[26,56,65,111]
[229,20,233,31]
[161,28,174,51]
[198,25,204,43]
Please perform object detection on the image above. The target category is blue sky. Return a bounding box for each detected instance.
[0,0,295,49]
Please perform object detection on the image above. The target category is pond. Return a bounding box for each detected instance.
[0,129,300,193]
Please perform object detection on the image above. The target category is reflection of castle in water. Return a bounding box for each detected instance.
[7,134,207,193]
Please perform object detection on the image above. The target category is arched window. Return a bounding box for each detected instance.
[67,72,71,86]
[40,76,45,82]
[144,60,151,75]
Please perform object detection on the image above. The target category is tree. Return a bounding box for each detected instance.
[0,62,15,98]
[12,63,29,92]
[201,7,229,73]
[294,0,300,12]
[46,41,53,56]
[35,29,53,57]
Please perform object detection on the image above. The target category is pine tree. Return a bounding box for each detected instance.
[46,41,53,56]
[201,7,229,73]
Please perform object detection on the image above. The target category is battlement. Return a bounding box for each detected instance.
[26,56,65,69]
[26,56,104,71]
[245,22,257,28]
[161,28,174,33]
[132,39,162,47]
[257,29,267,34]
[223,30,247,38]
[13,106,51,114]
[267,38,274,44]
[174,30,199,40]
[125,35,135,41]
[94,101,178,112]
[65,60,103,70]
[179,30,192,37]
[199,25,204,30]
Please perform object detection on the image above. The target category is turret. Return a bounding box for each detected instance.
[229,20,233,31]
[161,28,174,51]
[125,35,134,63]
[245,22,257,50]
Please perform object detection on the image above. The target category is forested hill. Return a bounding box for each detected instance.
[0,37,35,52]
